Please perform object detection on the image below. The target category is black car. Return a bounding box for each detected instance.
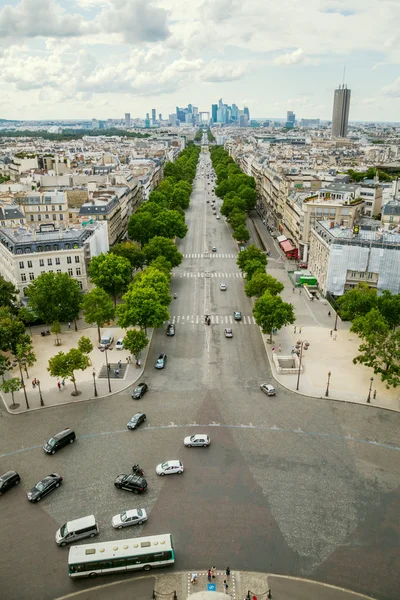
[155,353,167,369]
[127,413,147,430]
[27,473,63,503]
[0,471,20,495]
[166,323,175,337]
[132,383,148,400]
[114,474,147,494]
[43,428,76,454]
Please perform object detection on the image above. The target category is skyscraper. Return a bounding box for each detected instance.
[332,85,351,138]
[125,113,131,127]
[286,111,295,129]
[244,107,250,121]
[151,109,156,122]
[211,104,218,123]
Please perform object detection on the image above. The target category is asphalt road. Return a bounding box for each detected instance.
[0,148,399,600]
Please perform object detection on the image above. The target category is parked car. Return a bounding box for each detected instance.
[184,434,210,447]
[112,508,147,529]
[155,353,167,369]
[127,413,146,429]
[224,328,233,338]
[115,338,124,350]
[260,383,276,396]
[0,470,20,495]
[27,473,63,503]
[156,460,184,476]
[114,474,147,494]
[233,311,242,321]
[216,215,220,220]
[212,247,217,252]
[166,323,175,336]
[298,263,308,269]
[43,428,76,454]
[132,383,148,400]
[220,283,227,291]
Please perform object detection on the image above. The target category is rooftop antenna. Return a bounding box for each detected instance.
[342,65,346,88]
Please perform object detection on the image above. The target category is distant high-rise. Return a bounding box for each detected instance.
[244,107,250,121]
[151,109,156,122]
[159,113,162,121]
[332,84,351,138]
[211,104,218,123]
[125,113,131,127]
[286,111,295,129]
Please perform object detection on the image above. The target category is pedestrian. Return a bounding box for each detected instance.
[373,390,377,400]
[299,289,302,295]
[107,363,111,371]
[57,381,61,391]
[299,327,302,334]
[333,334,337,341]
[32,380,36,389]
[225,566,230,578]
[118,360,122,369]
[191,573,198,584]
[291,345,295,354]
[271,347,275,352]
[330,330,333,337]
[211,566,216,578]
[207,569,212,582]
[223,580,228,593]
[114,368,119,377]
[278,345,281,352]
[68,322,71,329]
[294,326,296,334]
[267,590,272,599]
[292,287,295,293]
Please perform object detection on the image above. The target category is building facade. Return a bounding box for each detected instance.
[332,85,351,138]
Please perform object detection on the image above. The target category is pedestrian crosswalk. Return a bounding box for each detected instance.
[182,253,237,259]
[173,271,244,278]
[166,315,257,325]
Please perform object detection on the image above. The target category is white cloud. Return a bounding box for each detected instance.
[96,0,170,43]
[0,0,85,38]
[200,60,247,82]
[383,78,400,98]
[274,48,307,66]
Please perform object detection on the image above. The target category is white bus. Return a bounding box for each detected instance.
[68,533,174,578]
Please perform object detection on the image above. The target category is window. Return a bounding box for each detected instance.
[368,273,374,279]
[52,205,55,211]
[38,214,42,221]
[78,281,83,290]
[59,205,62,211]
[47,258,52,266]
[68,268,73,276]
[41,271,45,275]
[19,261,24,269]
[30,215,34,222]
[76,268,81,276]
[53,214,57,221]
[45,214,50,219]
[67,257,72,264]
[27,260,32,268]
[359,272,365,278]
[55,257,60,265]
[21,273,26,282]
[39,259,44,267]
[29,273,35,281]
[60,214,64,220]
[57,269,61,273]
[75,256,80,263]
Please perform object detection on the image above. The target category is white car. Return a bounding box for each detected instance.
[220,283,227,291]
[156,460,184,476]
[224,328,233,338]
[112,508,147,529]
[184,434,210,447]
[115,339,124,350]
[260,383,276,396]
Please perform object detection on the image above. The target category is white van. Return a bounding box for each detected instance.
[55,515,99,546]
[100,330,114,348]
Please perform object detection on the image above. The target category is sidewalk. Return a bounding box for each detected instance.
[55,570,376,600]
[248,213,400,412]
[0,323,152,414]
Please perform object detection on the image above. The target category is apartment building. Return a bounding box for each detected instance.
[13,190,69,227]
[308,220,400,296]
[0,222,108,297]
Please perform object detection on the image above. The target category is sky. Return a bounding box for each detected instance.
[0,0,399,122]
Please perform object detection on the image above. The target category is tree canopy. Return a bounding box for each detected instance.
[110,241,145,271]
[245,273,284,298]
[81,287,115,342]
[123,329,149,359]
[253,292,295,342]
[48,348,89,395]
[237,245,267,272]
[143,236,183,268]
[88,253,131,305]
[26,272,82,325]
[0,275,19,310]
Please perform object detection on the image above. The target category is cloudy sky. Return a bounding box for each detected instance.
[0,0,399,122]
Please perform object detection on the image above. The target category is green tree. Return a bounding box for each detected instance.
[51,321,62,346]
[148,256,172,277]
[17,306,36,337]
[253,292,295,342]
[148,190,169,206]
[88,253,131,306]
[0,378,22,409]
[123,329,149,360]
[0,307,29,354]
[0,354,11,383]
[337,283,378,321]
[143,236,183,268]
[128,210,156,246]
[26,272,82,328]
[157,178,174,201]
[0,275,19,310]
[153,209,188,240]
[237,245,267,272]
[133,267,171,306]
[117,287,169,334]
[245,273,284,298]
[82,287,115,343]
[14,340,36,379]
[171,187,190,210]
[228,208,246,230]
[110,241,145,271]
[353,329,400,388]
[78,335,94,365]
[221,196,247,218]
[233,225,250,244]
[48,348,89,396]
[377,290,400,329]
[243,259,265,280]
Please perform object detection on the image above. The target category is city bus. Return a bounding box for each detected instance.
[68,533,174,578]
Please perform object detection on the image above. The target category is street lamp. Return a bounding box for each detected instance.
[102,346,112,393]
[36,379,44,407]
[92,368,98,397]
[325,371,331,397]
[17,359,29,410]
[367,377,374,403]
[295,339,310,391]
[334,311,339,332]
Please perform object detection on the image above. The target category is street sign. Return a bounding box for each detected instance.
[207,583,216,591]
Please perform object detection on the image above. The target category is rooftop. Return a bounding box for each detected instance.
[316,220,400,244]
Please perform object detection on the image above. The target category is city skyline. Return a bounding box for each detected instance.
[0,0,399,122]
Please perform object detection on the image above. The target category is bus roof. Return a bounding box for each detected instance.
[68,533,173,564]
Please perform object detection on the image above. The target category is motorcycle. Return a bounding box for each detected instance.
[132,465,144,476]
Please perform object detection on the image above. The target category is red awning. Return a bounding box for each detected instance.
[280,240,294,253]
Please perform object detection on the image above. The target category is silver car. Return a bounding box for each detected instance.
[184,434,210,447]
[112,508,147,529]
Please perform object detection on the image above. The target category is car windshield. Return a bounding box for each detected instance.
[120,512,127,522]
[60,523,68,537]
[35,481,46,492]
[131,416,139,422]
[137,508,143,516]
[134,387,141,393]
[161,462,169,469]
[47,438,56,447]
[190,435,196,441]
